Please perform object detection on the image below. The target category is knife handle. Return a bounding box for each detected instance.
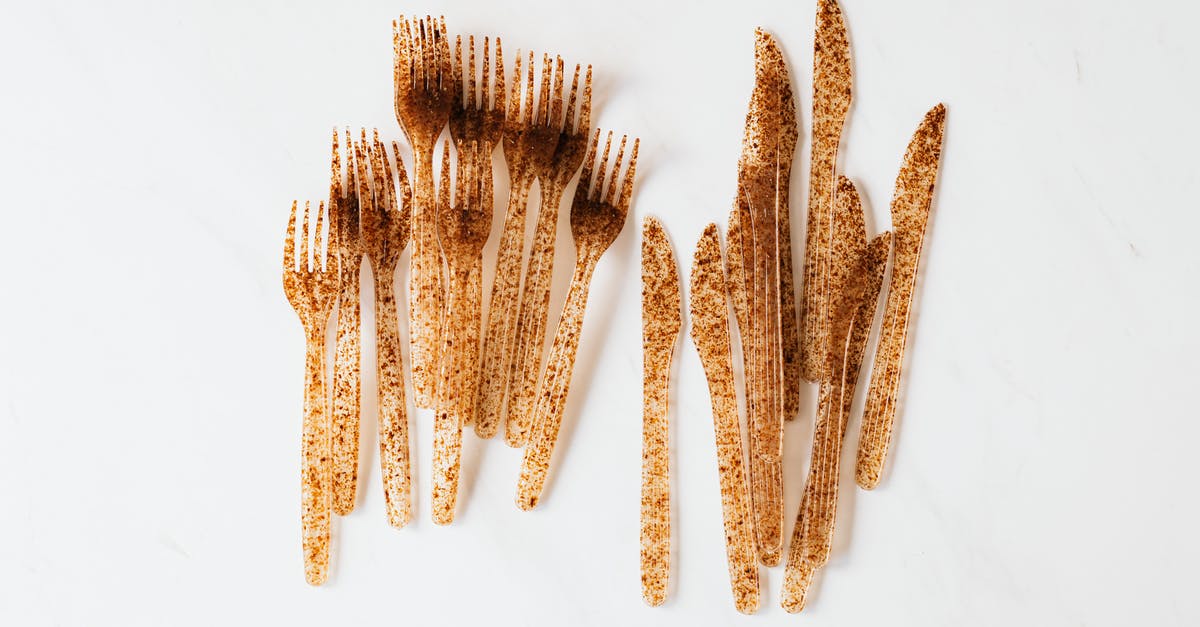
[640,346,672,606]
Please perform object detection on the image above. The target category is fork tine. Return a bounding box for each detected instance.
[437,16,450,88]
[454,35,465,110]
[577,128,600,200]
[594,131,614,201]
[392,140,411,210]
[564,64,580,133]
[537,54,552,125]
[314,200,327,272]
[606,135,628,206]
[550,57,565,129]
[480,140,492,208]
[493,38,505,114]
[580,65,594,133]
[354,133,373,219]
[330,127,341,202]
[481,37,491,110]
[507,50,522,123]
[619,138,640,211]
[467,36,476,109]
[301,200,312,271]
[419,17,430,90]
[439,140,451,210]
[523,51,535,125]
[456,141,469,209]
[369,130,387,204]
[400,18,410,91]
[284,200,298,271]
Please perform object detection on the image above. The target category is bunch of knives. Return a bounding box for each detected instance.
[637,0,946,613]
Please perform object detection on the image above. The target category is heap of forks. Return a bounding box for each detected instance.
[281,15,638,585]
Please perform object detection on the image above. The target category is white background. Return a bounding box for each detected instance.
[1,0,1198,624]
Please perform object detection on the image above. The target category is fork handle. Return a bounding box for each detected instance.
[300,329,331,585]
[431,265,475,525]
[476,178,535,440]
[409,145,445,408]
[375,265,412,528]
[516,255,597,510]
[506,181,567,447]
[331,259,362,516]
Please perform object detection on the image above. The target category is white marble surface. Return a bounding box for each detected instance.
[2,0,1198,624]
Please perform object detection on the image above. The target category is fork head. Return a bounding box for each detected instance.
[282,200,340,330]
[570,130,639,256]
[393,15,452,150]
[331,129,364,268]
[544,63,592,188]
[502,51,564,180]
[357,129,412,271]
[449,35,505,154]
[437,140,493,262]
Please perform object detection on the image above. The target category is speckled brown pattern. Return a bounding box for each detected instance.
[476,51,562,441]
[282,200,339,586]
[799,0,852,383]
[690,224,760,614]
[394,15,451,408]
[448,35,504,428]
[432,142,493,525]
[737,29,789,566]
[507,62,593,449]
[725,208,749,345]
[450,35,505,158]
[639,217,680,607]
[781,177,890,613]
[857,104,946,490]
[330,129,363,516]
[359,131,414,529]
[775,41,801,421]
[516,130,638,510]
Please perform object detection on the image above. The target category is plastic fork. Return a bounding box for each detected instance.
[281,200,339,585]
[516,130,639,510]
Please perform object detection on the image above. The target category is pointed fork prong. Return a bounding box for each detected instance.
[524,51,535,125]
[493,38,505,113]
[284,200,298,272]
[605,135,628,206]
[564,64,581,133]
[436,16,450,89]
[392,140,411,211]
[550,57,565,130]
[537,54,552,125]
[577,128,601,200]
[369,130,388,208]
[314,200,329,271]
[467,35,476,108]
[300,200,312,271]
[481,141,493,207]
[470,140,484,210]
[353,132,373,222]
[438,140,451,210]
[507,51,524,124]
[580,65,593,133]
[618,138,640,212]
[454,35,465,110]
[594,131,614,201]
[330,127,341,203]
